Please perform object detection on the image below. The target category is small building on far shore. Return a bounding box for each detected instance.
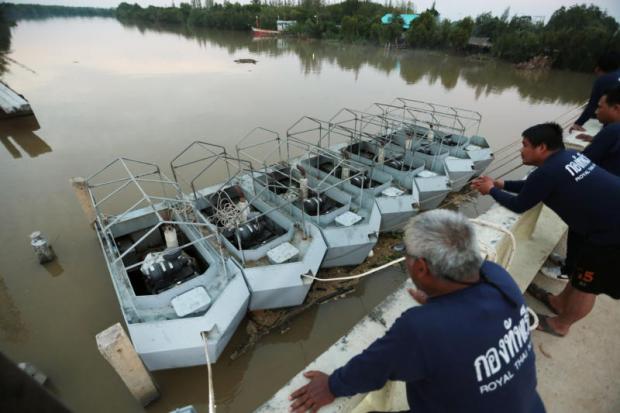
[467,36,493,50]
[381,13,418,30]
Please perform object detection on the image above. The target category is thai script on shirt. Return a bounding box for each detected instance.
[564,153,595,181]
[472,305,533,394]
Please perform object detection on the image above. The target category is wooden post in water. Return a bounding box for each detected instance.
[70,177,96,227]
[96,323,159,407]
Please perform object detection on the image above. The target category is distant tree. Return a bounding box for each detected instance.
[449,16,474,50]
[406,10,440,47]
[341,15,359,41]
[379,13,403,44]
[473,12,507,40]
[500,7,510,22]
[543,5,619,70]
[0,4,12,53]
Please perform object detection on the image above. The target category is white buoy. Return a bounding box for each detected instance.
[368,249,374,258]
[164,226,179,248]
[30,231,56,264]
[404,137,413,150]
[426,126,435,141]
[377,147,385,165]
[300,178,309,199]
[237,199,249,222]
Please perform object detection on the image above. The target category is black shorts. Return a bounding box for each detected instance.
[569,239,620,299]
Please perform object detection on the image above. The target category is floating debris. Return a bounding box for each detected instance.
[30,231,56,264]
[234,58,257,64]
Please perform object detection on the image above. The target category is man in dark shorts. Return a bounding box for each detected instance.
[569,52,620,133]
[578,86,620,176]
[289,210,545,413]
[472,123,620,337]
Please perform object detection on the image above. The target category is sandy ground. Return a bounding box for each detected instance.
[527,273,620,413]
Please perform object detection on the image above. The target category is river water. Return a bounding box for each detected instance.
[0,16,593,413]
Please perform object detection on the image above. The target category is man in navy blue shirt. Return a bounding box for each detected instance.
[289,210,545,413]
[569,52,620,133]
[577,86,620,176]
[472,123,620,337]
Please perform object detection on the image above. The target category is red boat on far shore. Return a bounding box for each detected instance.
[251,19,296,37]
[251,26,279,37]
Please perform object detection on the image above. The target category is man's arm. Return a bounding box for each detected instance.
[503,180,526,193]
[328,313,423,397]
[583,129,614,164]
[289,311,424,412]
[574,77,606,127]
[489,171,552,213]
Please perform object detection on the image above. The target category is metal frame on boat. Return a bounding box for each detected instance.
[370,98,493,176]
[85,158,249,370]
[236,127,381,268]
[327,109,456,209]
[330,107,476,192]
[286,117,421,231]
[170,142,328,310]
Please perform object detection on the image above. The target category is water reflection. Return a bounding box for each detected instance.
[0,116,52,159]
[0,274,28,343]
[42,260,64,278]
[0,17,9,76]
[118,21,590,105]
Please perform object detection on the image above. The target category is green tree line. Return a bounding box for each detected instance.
[2,3,114,20]
[1,2,619,73]
[0,4,14,75]
[116,1,620,71]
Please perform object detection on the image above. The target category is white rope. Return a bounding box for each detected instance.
[302,219,517,283]
[200,331,216,413]
[212,194,244,229]
[469,218,517,269]
[301,257,405,282]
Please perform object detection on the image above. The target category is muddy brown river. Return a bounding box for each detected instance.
[0,16,592,413]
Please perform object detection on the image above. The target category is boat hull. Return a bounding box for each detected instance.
[129,273,250,371]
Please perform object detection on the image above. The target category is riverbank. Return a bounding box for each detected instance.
[1,2,619,73]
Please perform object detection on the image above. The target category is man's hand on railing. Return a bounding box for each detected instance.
[568,123,586,133]
[576,134,593,142]
[289,370,335,413]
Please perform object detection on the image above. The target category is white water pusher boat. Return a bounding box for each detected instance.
[295,113,450,211]
[85,158,249,370]
[370,98,493,176]
[170,142,327,311]
[236,127,381,268]
[289,127,420,232]
[330,104,475,192]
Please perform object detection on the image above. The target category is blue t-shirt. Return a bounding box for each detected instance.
[583,122,620,177]
[328,261,545,413]
[576,69,620,126]
[491,149,620,245]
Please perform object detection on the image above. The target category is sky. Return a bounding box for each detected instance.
[7,0,620,21]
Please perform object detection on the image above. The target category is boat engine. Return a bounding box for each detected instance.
[385,158,404,169]
[233,219,265,248]
[303,194,327,215]
[140,249,196,294]
[350,173,369,188]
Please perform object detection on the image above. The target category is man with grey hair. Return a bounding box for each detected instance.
[289,210,545,413]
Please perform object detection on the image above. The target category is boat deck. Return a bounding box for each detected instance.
[0,81,33,119]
